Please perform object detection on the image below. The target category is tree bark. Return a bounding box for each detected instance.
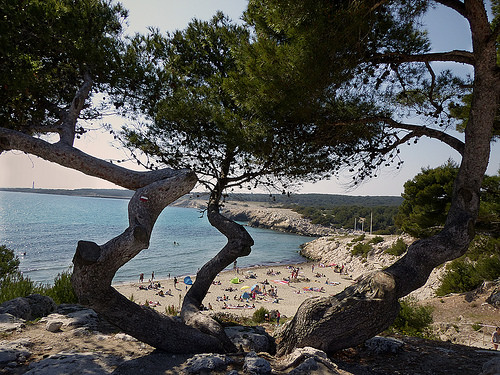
[180,191,254,352]
[275,0,499,356]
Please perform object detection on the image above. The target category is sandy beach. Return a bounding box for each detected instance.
[114,262,355,319]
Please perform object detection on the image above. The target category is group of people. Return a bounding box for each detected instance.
[139,271,156,284]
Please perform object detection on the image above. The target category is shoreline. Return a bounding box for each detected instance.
[114,261,355,318]
[112,258,311,286]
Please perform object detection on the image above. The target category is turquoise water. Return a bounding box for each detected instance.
[0,191,314,284]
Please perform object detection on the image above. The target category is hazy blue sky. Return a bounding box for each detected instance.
[0,1,498,196]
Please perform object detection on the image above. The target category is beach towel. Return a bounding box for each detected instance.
[272,280,289,285]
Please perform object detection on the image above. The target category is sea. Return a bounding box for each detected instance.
[0,190,315,285]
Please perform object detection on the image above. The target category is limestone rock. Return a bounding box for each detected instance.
[243,351,272,375]
[185,353,231,374]
[45,321,63,332]
[114,333,138,342]
[225,325,275,353]
[486,285,500,308]
[274,346,339,373]
[0,312,25,332]
[0,338,32,365]
[41,306,99,331]
[0,294,56,320]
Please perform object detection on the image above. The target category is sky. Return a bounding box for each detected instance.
[0,1,498,196]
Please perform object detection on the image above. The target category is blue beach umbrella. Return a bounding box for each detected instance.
[184,276,193,285]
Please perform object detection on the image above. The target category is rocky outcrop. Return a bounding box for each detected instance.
[172,197,336,236]
[0,294,56,321]
[222,204,335,237]
[300,234,446,300]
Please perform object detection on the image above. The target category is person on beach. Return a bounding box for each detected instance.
[151,271,155,281]
[174,277,178,288]
[276,311,281,325]
[139,273,144,283]
[492,327,500,350]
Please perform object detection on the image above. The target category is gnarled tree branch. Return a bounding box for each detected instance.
[0,127,187,190]
[71,169,235,353]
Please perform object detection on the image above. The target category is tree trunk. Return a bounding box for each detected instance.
[71,170,234,353]
[276,1,499,356]
[180,191,254,352]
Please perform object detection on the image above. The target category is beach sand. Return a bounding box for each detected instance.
[114,262,355,319]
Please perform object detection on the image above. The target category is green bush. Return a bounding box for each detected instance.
[351,242,372,258]
[351,234,366,243]
[385,238,408,256]
[45,269,78,304]
[368,236,384,245]
[165,305,178,315]
[0,272,43,304]
[0,247,77,304]
[437,256,500,296]
[0,245,20,281]
[252,307,269,323]
[475,256,500,281]
[389,297,434,338]
[437,259,483,296]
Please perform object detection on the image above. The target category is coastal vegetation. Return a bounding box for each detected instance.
[0,245,77,305]
[387,297,434,339]
[0,0,498,360]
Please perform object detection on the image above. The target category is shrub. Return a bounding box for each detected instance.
[0,272,43,304]
[368,236,384,245]
[389,297,434,338]
[165,305,178,315]
[0,245,20,280]
[436,259,483,296]
[351,234,366,243]
[472,322,483,331]
[351,242,372,258]
[385,238,408,256]
[475,256,500,281]
[45,269,78,304]
[252,307,269,323]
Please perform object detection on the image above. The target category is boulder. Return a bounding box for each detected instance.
[243,352,272,375]
[0,294,56,320]
[486,286,500,308]
[40,306,99,331]
[0,313,25,332]
[274,346,339,373]
[45,321,63,332]
[0,338,32,366]
[225,325,275,353]
[184,353,231,374]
